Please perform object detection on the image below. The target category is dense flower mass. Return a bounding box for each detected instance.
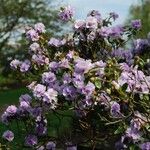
[140,142,150,150]
[1,5,150,150]
[34,23,46,33]
[10,59,31,72]
[133,38,150,55]
[48,38,66,47]
[26,29,40,41]
[111,48,133,63]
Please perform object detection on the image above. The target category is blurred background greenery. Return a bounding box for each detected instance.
[0,0,62,90]
[0,0,149,109]
[127,0,150,38]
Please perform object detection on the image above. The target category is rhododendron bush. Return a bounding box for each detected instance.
[0,5,150,150]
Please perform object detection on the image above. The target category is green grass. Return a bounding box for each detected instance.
[0,88,28,106]
[0,75,16,87]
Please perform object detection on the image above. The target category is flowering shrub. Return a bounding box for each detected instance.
[0,5,150,150]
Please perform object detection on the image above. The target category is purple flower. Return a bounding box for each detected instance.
[109,12,119,21]
[19,101,30,111]
[42,72,56,84]
[98,27,110,38]
[67,145,77,150]
[35,122,47,136]
[49,61,59,71]
[63,73,71,84]
[51,81,62,92]
[74,58,94,74]
[140,142,150,150]
[131,19,141,29]
[66,51,74,60]
[48,38,61,47]
[110,102,121,117]
[26,29,39,41]
[99,92,111,108]
[19,94,32,103]
[141,83,149,94]
[118,65,149,94]
[62,85,76,99]
[111,48,133,62]
[10,59,21,70]
[33,84,46,98]
[1,112,9,125]
[94,60,106,68]
[59,5,74,21]
[34,23,45,33]
[59,58,69,68]
[20,59,31,72]
[29,42,41,54]
[32,54,49,65]
[48,38,66,47]
[86,16,98,29]
[74,20,85,30]
[83,98,93,106]
[108,26,124,38]
[125,127,141,140]
[2,130,14,142]
[118,71,130,86]
[81,82,95,96]
[130,119,142,131]
[25,135,38,147]
[43,88,58,106]
[30,107,42,118]
[46,141,56,150]
[6,105,17,116]
[119,63,130,71]
[73,74,85,89]
[133,39,149,55]
[125,114,144,142]
[87,10,102,23]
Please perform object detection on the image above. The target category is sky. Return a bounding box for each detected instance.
[58,0,140,24]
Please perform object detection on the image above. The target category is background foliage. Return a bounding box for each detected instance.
[0,0,61,83]
[128,0,150,38]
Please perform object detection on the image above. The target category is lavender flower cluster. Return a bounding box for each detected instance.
[1,5,150,150]
[132,36,150,55]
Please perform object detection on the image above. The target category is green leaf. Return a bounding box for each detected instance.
[145,124,150,132]
[121,83,128,91]
[129,145,138,150]
[94,79,102,89]
[144,95,149,101]
[114,126,124,135]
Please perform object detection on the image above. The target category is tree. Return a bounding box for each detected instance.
[0,0,61,78]
[127,0,150,38]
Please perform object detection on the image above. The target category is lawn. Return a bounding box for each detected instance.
[0,88,28,106]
